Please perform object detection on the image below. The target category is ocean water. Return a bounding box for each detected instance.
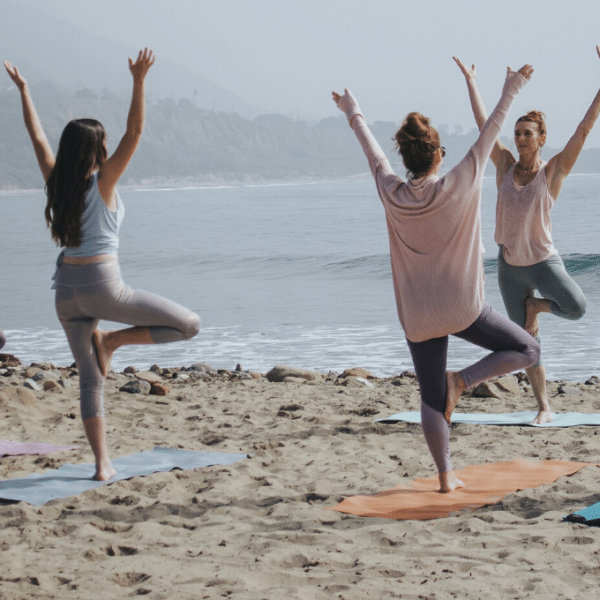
[1,175,600,381]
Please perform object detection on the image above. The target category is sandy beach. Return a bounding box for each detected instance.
[1,358,600,600]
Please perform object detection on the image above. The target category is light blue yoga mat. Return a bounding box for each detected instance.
[564,501,600,526]
[0,447,247,506]
[377,411,600,427]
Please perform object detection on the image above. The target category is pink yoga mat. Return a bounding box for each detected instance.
[0,440,79,457]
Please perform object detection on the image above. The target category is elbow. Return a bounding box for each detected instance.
[124,128,143,143]
[576,121,592,140]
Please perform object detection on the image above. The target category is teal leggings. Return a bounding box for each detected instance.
[497,248,586,366]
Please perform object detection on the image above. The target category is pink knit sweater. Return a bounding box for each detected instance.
[338,72,526,342]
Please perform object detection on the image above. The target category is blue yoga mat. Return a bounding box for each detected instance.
[377,411,600,427]
[0,447,247,506]
[564,501,600,526]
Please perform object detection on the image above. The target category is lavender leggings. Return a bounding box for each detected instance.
[54,260,200,420]
[406,304,540,474]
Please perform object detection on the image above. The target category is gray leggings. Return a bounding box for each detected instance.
[407,304,540,474]
[54,260,200,420]
[498,249,586,366]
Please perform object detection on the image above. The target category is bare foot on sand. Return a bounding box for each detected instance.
[92,463,117,481]
[92,329,114,378]
[524,296,551,338]
[439,470,465,493]
[531,410,553,425]
[445,371,466,425]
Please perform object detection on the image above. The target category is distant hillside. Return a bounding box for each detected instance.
[1,95,598,190]
[0,95,395,189]
[0,0,263,118]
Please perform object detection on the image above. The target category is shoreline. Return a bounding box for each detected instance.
[0,172,373,194]
[2,357,600,598]
[4,169,600,194]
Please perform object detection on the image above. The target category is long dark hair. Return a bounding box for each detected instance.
[45,119,107,247]
[394,112,441,179]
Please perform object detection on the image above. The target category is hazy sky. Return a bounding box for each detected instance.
[16,0,600,147]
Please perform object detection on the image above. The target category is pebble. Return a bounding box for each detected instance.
[23,379,41,392]
[119,380,151,395]
[43,380,61,392]
[150,382,170,396]
[267,365,323,383]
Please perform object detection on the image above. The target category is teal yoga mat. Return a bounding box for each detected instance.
[564,501,600,526]
[0,447,247,506]
[377,411,600,427]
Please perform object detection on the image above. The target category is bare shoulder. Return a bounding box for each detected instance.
[495,148,516,189]
[96,169,118,210]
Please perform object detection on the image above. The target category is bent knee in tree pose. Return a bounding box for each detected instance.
[5,49,200,481]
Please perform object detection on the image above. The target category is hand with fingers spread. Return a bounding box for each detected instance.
[128,47,155,81]
[3,60,27,91]
[514,64,534,81]
[331,88,362,126]
[453,57,476,81]
[331,88,354,111]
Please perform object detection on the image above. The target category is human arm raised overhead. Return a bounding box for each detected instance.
[444,64,532,194]
[544,45,600,199]
[332,88,400,187]
[453,57,519,187]
[97,48,155,205]
[3,61,55,182]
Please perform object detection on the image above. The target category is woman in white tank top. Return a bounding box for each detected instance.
[455,47,600,424]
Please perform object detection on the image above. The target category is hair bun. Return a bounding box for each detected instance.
[516,110,547,136]
[400,112,431,142]
[393,112,441,178]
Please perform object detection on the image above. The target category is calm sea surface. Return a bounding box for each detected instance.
[1,175,600,380]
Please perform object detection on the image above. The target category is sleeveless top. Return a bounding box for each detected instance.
[494,161,557,266]
[62,172,125,258]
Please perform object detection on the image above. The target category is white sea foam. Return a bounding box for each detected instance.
[2,177,600,381]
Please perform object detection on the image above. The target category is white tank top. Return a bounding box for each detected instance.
[62,172,125,257]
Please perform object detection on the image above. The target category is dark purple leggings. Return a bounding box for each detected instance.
[406,304,540,473]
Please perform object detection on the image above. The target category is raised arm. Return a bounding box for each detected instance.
[545,45,600,199]
[443,65,532,197]
[331,88,399,186]
[453,57,515,186]
[3,61,55,182]
[97,48,155,204]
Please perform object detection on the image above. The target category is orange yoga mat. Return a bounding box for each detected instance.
[329,459,596,521]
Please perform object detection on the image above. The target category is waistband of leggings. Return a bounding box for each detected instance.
[497,246,562,268]
[52,255,121,288]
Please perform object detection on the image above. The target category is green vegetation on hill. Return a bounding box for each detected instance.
[1,96,598,190]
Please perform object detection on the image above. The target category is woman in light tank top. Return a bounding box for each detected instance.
[5,50,200,481]
[333,63,540,493]
[455,46,600,424]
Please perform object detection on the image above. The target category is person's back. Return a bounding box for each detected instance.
[62,173,124,259]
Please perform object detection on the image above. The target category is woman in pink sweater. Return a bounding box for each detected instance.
[332,64,539,492]
[455,47,600,425]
